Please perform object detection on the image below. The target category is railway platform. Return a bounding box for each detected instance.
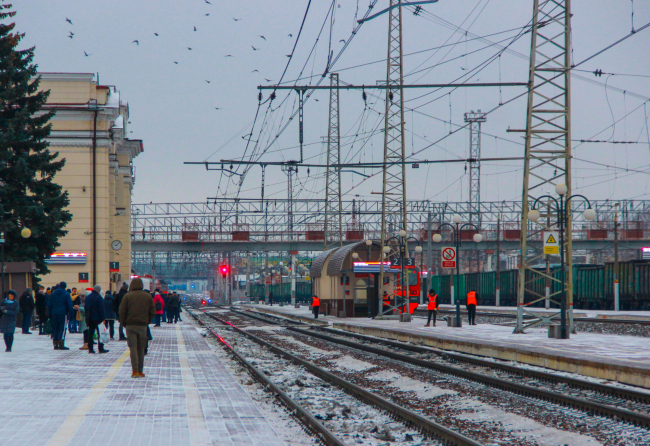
[0,320,286,446]
[241,303,650,389]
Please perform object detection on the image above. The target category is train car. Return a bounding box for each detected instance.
[394,265,421,314]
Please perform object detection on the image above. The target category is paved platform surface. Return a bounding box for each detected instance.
[243,304,650,388]
[413,304,650,320]
[0,319,286,446]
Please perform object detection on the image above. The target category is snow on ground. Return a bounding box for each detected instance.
[330,355,377,372]
[240,325,287,332]
[366,370,457,400]
[272,335,337,358]
[451,398,603,446]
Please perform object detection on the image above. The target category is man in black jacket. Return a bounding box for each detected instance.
[166,292,179,324]
[19,288,35,334]
[113,282,128,341]
[85,285,108,354]
[35,286,48,335]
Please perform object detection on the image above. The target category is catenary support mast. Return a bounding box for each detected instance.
[515,0,573,333]
[324,73,343,250]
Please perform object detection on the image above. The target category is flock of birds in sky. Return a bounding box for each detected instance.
[63,1,297,112]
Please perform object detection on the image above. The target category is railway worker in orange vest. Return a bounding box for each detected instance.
[424,289,438,327]
[466,290,478,325]
[312,295,320,319]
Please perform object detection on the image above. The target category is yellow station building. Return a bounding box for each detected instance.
[36,72,143,292]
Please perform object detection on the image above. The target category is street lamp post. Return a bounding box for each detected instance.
[1,226,32,299]
[528,183,596,339]
[433,215,482,327]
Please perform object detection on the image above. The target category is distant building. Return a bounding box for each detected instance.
[36,73,143,291]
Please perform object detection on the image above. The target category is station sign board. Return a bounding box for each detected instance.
[642,247,650,260]
[543,231,560,255]
[442,247,456,268]
[391,257,415,267]
[353,261,392,273]
[109,262,120,272]
[45,252,87,264]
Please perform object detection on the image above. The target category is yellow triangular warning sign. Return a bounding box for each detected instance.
[546,234,557,244]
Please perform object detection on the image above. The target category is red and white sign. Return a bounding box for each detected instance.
[442,247,456,268]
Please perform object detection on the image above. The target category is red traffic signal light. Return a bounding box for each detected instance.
[201,300,206,305]
[220,265,229,277]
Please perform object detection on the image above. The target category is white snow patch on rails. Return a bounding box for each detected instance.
[330,355,378,372]
[452,398,604,446]
[272,335,337,358]
[366,370,457,400]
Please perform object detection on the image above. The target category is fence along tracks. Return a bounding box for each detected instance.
[228,306,650,428]
[198,308,484,446]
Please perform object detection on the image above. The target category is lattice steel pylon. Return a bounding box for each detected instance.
[464,111,487,226]
[379,0,408,291]
[515,0,573,333]
[323,73,343,250]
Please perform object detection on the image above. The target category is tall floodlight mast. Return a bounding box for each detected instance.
[378,0,408,298]
[515,0,573,333]
[324,73,343,250]
[465,111,487,227]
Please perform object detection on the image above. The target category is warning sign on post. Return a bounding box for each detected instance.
[442,247,456,268]
[543,231,560,255]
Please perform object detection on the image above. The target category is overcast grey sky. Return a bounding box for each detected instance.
[14,0,650,206]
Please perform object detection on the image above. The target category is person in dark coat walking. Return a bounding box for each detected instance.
[119,278,155,378]
[166,292,180,324]
[0,290,19,352]
[113,282,128,341]
[47,282,73,350]
[85,285,108,354]
[269,291,274,306]
[161,290,170,323]
[19,288,35,334]
[103,290,117,340]
[35,286,48,335]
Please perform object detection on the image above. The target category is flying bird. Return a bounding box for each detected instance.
[252,69,259,72]
[460,67,466,70]
[225,55,234,57]
[84,51,91,57]
[68,32,74,39]
[154,33,159,36]
[288,34,293,37]
[205,0,212,4]
[205,13,209,16]
[251,46,259,51]
[205,80,211,83]
[66,18,73,25]
[132,40,139,45]
[339,39,345,43]
[232,18,242,21]
[194,26,197,31]
[259,35,266,41]
[215,107,222,110]
[174,61,178,64]
[264,78,272,82]
[188,47,192,50]
[286,54,292,58]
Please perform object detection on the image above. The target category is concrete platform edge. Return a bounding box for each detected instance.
[333,322,650,389]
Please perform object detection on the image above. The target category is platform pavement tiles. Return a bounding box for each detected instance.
[0,322,286,446]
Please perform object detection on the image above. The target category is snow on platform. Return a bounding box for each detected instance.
[243,303,650,389]
[0,321,285,446]
[414,304,650,320]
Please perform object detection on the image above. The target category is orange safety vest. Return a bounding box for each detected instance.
[466,291,477,306]
[382,294,390,306]
[427,294,438,310]
[312,296,320,307]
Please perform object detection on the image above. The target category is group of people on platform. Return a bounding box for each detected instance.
[0,279,182,378]
[424,288,478,326]
[307,289,479,325]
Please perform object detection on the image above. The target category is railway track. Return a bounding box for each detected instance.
[227,306,650,431]
[188,308,481,446]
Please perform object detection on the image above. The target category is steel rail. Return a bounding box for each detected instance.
[230,307,650,426]
[412,309,650,326]
[186,309,347,446]
[204,311,484,446]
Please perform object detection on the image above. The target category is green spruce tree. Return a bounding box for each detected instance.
[0,2,72,277]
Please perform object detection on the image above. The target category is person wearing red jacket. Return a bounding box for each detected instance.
[312,295,320,319]
[466,290,478,325]
[424,289,439,327]
[153,292,164,327]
